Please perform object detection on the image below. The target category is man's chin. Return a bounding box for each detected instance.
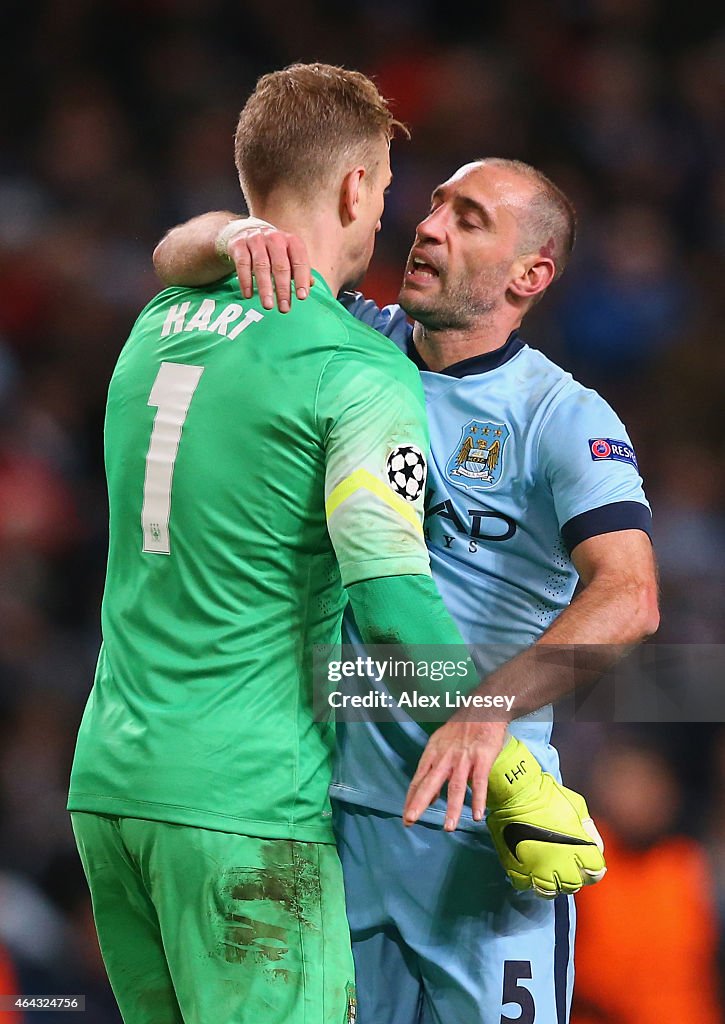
[398,282,434,319]
[399,288,470,332]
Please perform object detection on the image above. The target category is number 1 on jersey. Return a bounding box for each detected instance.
[142,361,204,554]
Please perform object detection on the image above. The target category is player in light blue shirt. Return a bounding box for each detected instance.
[153,158,659,1024]
[324,172,654,1024]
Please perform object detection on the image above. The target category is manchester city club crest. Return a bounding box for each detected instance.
[445,419,510,490]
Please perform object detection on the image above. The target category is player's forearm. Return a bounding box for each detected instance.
[347,574,468,646]
[153,212,239,286]
[466,574,659,722]
[346,574,482,734]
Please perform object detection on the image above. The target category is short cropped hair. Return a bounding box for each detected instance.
[234,63,407,204]
[481,158,577,281]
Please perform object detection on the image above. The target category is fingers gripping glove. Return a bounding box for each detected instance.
[486,737,606,899]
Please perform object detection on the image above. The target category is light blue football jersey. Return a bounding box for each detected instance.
[331,294,652,830]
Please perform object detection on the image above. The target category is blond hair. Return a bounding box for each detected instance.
[234,63,407,204]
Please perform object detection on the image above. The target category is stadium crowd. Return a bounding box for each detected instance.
[0,1,723,1020]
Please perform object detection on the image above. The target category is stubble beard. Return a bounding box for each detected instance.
[400,268,504,332]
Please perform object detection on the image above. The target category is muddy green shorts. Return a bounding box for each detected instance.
[71,813,356,1024]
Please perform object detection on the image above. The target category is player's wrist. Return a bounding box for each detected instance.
[214,217,276,261]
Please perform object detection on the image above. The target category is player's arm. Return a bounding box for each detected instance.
[410,528,657,739]
[404,392,659,830]
[153,213,313,311]
[403,529,658,803]
[153,211,239,285]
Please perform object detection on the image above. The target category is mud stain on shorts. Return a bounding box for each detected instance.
[221,910,289,965]
[217,841,322,971]
[230,842,321,927]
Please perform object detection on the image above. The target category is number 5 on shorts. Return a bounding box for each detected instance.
[141,361,204,555]
[501,960,535,1024]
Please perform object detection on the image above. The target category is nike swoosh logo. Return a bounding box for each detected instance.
[503,822,597,859]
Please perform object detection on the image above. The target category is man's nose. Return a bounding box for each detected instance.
[416,207,446,243]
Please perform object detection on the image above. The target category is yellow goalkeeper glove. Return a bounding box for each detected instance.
[486,736,606,898]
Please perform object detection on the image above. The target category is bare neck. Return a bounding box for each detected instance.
[412,315,522,372]
[251,198,345,296]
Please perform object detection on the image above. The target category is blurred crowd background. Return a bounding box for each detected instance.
[0,0,723,1020]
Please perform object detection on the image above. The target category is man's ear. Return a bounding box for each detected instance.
[508,254,556,303]
[340,166,366,226]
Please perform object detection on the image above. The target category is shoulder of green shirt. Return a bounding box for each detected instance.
[324,299,420,383]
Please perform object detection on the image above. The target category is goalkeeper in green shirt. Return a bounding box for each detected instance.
[67,63,507,1024]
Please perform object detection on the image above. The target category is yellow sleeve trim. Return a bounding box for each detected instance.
[326,468,424,536]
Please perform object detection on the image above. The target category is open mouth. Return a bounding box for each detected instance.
[406,257,440,282]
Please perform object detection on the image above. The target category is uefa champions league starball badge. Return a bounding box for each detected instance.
[386,445,427,501]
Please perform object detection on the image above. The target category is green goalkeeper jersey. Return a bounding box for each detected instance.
[67,272,430,843]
